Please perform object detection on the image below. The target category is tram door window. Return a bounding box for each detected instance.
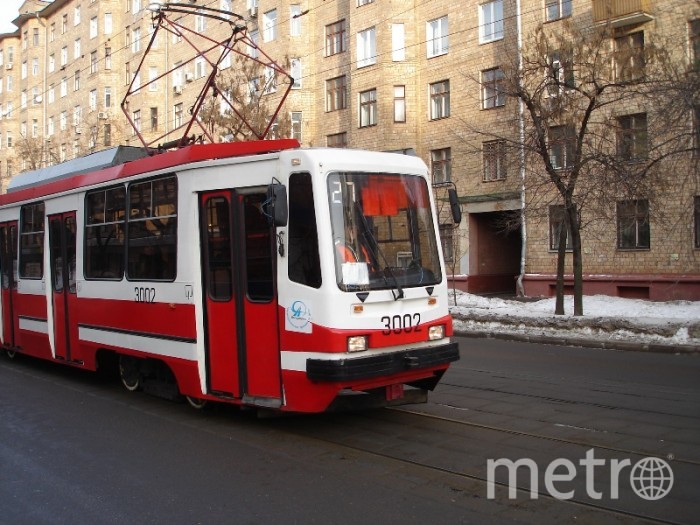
[0,222,18,347]
[49,212,79,362]
[200,189,281,401]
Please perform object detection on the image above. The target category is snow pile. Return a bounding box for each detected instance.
[449,290,700,350]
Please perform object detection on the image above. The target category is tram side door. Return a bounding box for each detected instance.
[200,189,281,402]
[0,222,19,348]
[49,212,78,362]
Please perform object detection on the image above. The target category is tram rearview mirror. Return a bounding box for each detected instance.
[268,183,288,227]
[448,188,462,225]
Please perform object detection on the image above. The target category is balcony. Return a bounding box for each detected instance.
[592,0,654,28]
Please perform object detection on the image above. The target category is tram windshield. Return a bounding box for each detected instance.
[328,172,442,294]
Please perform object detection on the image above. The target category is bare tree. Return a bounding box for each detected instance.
[199,55,292,142]
[469,18,696,315]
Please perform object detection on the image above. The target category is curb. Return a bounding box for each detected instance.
[454,329,700,354]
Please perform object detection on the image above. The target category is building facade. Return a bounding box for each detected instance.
[0,0,698,299]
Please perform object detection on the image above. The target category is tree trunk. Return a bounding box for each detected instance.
[554,215,568,315]
[568,203,584,316]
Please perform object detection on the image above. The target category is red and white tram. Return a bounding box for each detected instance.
[0,139,459,412]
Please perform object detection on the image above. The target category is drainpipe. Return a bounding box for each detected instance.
[515,0,527,297]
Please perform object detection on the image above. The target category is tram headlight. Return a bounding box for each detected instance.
[347,335,368,353]
[428,325,445,341]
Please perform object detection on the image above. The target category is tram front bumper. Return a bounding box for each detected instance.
[306,342,459,383]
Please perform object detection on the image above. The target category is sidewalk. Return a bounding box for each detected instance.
[449,291,700,354]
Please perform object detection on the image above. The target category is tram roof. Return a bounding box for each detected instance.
[0,140,299,207]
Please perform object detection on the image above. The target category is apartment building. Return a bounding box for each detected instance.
[0,0,698,299]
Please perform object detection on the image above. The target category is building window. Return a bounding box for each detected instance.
[150,107,158,131]
[148,67,158,91]
[105,13,113,34]
[430,80,450,120]
[547,50,575,96]
[549,125,576,170]
[74,5,81,25]
[326,76,347,111]
[90,16,98,38]
[105,47,112,70]
[357,0,373,5]
[291,111,302,142]
[617,113,648,161]
[327,133,347,148]
[439,225,454,264]
[695,196,700,249]
[90,51,98,74]
[104,124,111,146]
[132,27,141,53]
[174,103,183,128]
[427,16,449,58]
[483,140,506,181]
[74,38,81,60]
[549,205,572,251]
[61,46,68,66]
[290,59,302,89]
[431,148,451,183]
[132,110,141,134]
[105,86,112,108]
[394,85,406,123]
[359,89,377,128]
[357,27,377,68]
[615,32,645,82]
[195,9,206,32]
[290,5,301,36]
[617,200,650,250]
[263,66,276,94]
[392,24,405,61]
[89,89,97,110]
[479,0,504,44]
[482,67,505,109]
[325,20,346,56]
[545,0,572,22]
[262,9,277,42]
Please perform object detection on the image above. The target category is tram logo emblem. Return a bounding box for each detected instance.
[286,300,312,333]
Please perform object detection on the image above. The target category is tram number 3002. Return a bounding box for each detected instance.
[135,287,156,303]
[380,314,421,335]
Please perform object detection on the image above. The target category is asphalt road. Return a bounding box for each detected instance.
[1,337,698,524]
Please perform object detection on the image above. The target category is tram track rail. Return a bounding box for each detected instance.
[277,407,692,525]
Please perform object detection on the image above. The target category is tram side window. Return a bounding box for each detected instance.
[288,172,321,288]
[19,202,45,279]
[0,225,18,289]
[127,175,177,281]
[85,186,126,279]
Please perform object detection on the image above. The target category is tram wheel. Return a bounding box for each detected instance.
[186,396,208,410]
[5,349,16,359]
[119,355,141,392]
